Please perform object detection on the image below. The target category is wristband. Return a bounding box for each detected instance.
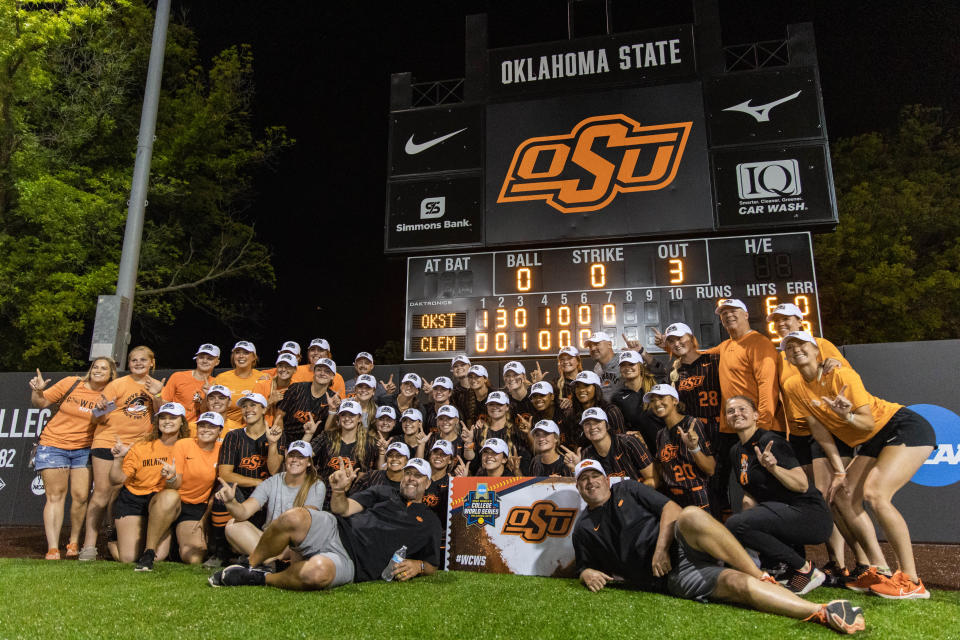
[687,446,701,454]
[464,443,475,449]
[833,471,847,476]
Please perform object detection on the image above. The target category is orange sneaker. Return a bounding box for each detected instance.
[804,600,866,634]
[845,566,891,592]
[44,548,60,560]
[869,571,931,599]
[65,542,79,558]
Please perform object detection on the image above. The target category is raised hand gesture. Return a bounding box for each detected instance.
[268,379,284,406]
[460,422,475,444]
[144,375,165,396]
[820,385,854,418]
[380,374,396,395]
[517,413,533,436]
[375,433,389,456]
[679,422,700,451]
[266,421,283,445]
[111,438,131,458]
[559,395,573,410]
[560,445,581,471]
[452,455,468,477]
[329,458,357,492]
[652,328,666,350]
[507,455,522,475]
[29,368,50,392]
[529,362,545,383]
[215,478,237,503]
[622,332,642,351]
[160,459,177,480]
[327,392,342,413]
[754,441,778,471]
[421,379,434,395]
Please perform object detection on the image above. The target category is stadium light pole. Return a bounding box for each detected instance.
[89,0,171,368]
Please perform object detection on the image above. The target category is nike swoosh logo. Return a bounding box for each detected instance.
[593,525,600,531]
[722,91,802,123]
[615,454,622,460]
[404,128,467,155]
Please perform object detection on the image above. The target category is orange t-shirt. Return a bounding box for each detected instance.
[122,438,177,495]
[39,377,102,450]
[173,438,221,504]
[263,366,345,397]
[708,331,783,433]
[213,369,265,422]
[778,337,849,436]
[252,377,293,426]
[161,370,212,422]
[187,416,242,440]
[94,376,156,450]
[782,367,901,447]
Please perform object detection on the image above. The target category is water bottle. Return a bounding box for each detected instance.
[381,545,408,581]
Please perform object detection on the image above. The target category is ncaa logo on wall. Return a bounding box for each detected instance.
[909,404,960,487]
[498,114,692,213]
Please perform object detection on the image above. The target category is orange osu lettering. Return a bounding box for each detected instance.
[677,375,704,391]
[501,500,577,543]
[498,114,692,213]
[659,443,679,463]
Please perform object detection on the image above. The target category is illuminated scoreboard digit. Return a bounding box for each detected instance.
[404,232,822,360]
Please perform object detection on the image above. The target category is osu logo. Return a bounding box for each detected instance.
[422,493,440,507]
[677,375,704,392]
[239,455,263,471]
[501,500,577,543]
[659,443,679,463]
[498,114,692,213]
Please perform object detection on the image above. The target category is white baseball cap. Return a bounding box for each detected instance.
[451,355,471,368]
[574,371,602,387]
[278,341,301,355]
[376,406,397,420]
[338,400,362,415]
[314,358,337,374]
[309,338,330,351]
[431,439,454,456]
[779,330,818,351]
[232,340,256,353]
[664,322,693,338]
[354,351,374,363]
[401,373,422,389]
[194,343,220,358]
[355,374,377,388]
[287,440,314,458]
[431,376,454,390]
[575,459,607,479]
[485,391,509,405]
[404,457,432,477]
[530,381,554,396]
[767,303,804,321]
[580,407,608,424]
[618,350,643,365]
[276,353,298,368]
[436,404,459,419]
[237,392,268,408]
[558,346,580,358]
[156,402,185,417]
[480,438,509,456]
[532,419,560,436]
[467,364,488,378]
[643,384,680,404]
[196,411,224,427]
[503,361,525,376]
[401,408,423,422]
[206,384,232,399]
[386,442,411,458]
[585,331,613,344]
[715,298,748,315]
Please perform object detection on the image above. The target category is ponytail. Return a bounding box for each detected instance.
[293,465,320,509]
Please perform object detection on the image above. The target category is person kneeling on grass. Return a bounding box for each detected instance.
[571,459,866,635]
[208,457,441,589]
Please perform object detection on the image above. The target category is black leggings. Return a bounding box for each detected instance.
[725,498,833,570]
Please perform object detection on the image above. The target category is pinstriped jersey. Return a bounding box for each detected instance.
[217,427,270,481]
[655,415,714,508]
[582,433,653,480]
[673,353,722,437]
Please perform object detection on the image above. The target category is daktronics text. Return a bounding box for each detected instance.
[498,114,692,213]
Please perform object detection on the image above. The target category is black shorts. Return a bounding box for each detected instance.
[857,407,936,459]
[90,447,114,461]
[114,486,156,519]
[787,434,813,466]
[810,434,856,460]
[175,501,207,525]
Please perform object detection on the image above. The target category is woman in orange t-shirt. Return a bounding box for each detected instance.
[29,358,116,559]
[108,402,190,564]
[81,346,165,561]
[781,331,935,599]
[213,340,263,423]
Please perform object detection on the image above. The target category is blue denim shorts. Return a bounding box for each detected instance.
[35,444,91,470]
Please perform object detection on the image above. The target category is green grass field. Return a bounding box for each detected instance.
[0,560,956,639]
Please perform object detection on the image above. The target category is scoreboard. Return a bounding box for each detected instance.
[405,231,820,360]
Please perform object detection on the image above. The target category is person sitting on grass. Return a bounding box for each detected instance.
[571,459,865,635]
[208,458,441,590]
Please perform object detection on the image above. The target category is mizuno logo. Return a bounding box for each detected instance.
[722,91,802,123]
[404,128,468,155]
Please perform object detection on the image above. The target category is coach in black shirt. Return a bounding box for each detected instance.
[571,460,865,634]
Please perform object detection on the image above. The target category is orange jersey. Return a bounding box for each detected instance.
[94,376,156,449]
[778,337,849,436]
[782,367,901,447]
[709,331,783,433]
[122,438,177,495]
[213,369,264,422]
[161,370,212,422]
[39,377,102,450]
[173,438,221,504]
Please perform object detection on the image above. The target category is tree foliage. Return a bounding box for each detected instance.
[0,0,291,369]
[815,106,960,345]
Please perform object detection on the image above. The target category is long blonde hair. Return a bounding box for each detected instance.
[293,464,320,508]
[668,334,701,386]
[330,415,372,470]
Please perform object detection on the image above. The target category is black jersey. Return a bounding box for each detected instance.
[655,416,714,509]
[673,354,722,435]
[338,485,442,582]
[425,433,464,460]
[218,427,270,501]
[581,433,653,480]
[348,469,401,497]
[529,455,572,477]
[563,402,626,449]
[507,389,535,422]
[276,382,334,446]
[730,428,821,505]
[572,480,672,592]
[310,432,379,480]
[423,475,450,539]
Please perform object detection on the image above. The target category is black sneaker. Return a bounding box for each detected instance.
[786,565,826,595]
[134,549,156,572]
[820,561,849,587]
[219,564,267,587]
[208,569,224,587]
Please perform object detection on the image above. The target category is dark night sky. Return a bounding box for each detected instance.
[150,0,958,364]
